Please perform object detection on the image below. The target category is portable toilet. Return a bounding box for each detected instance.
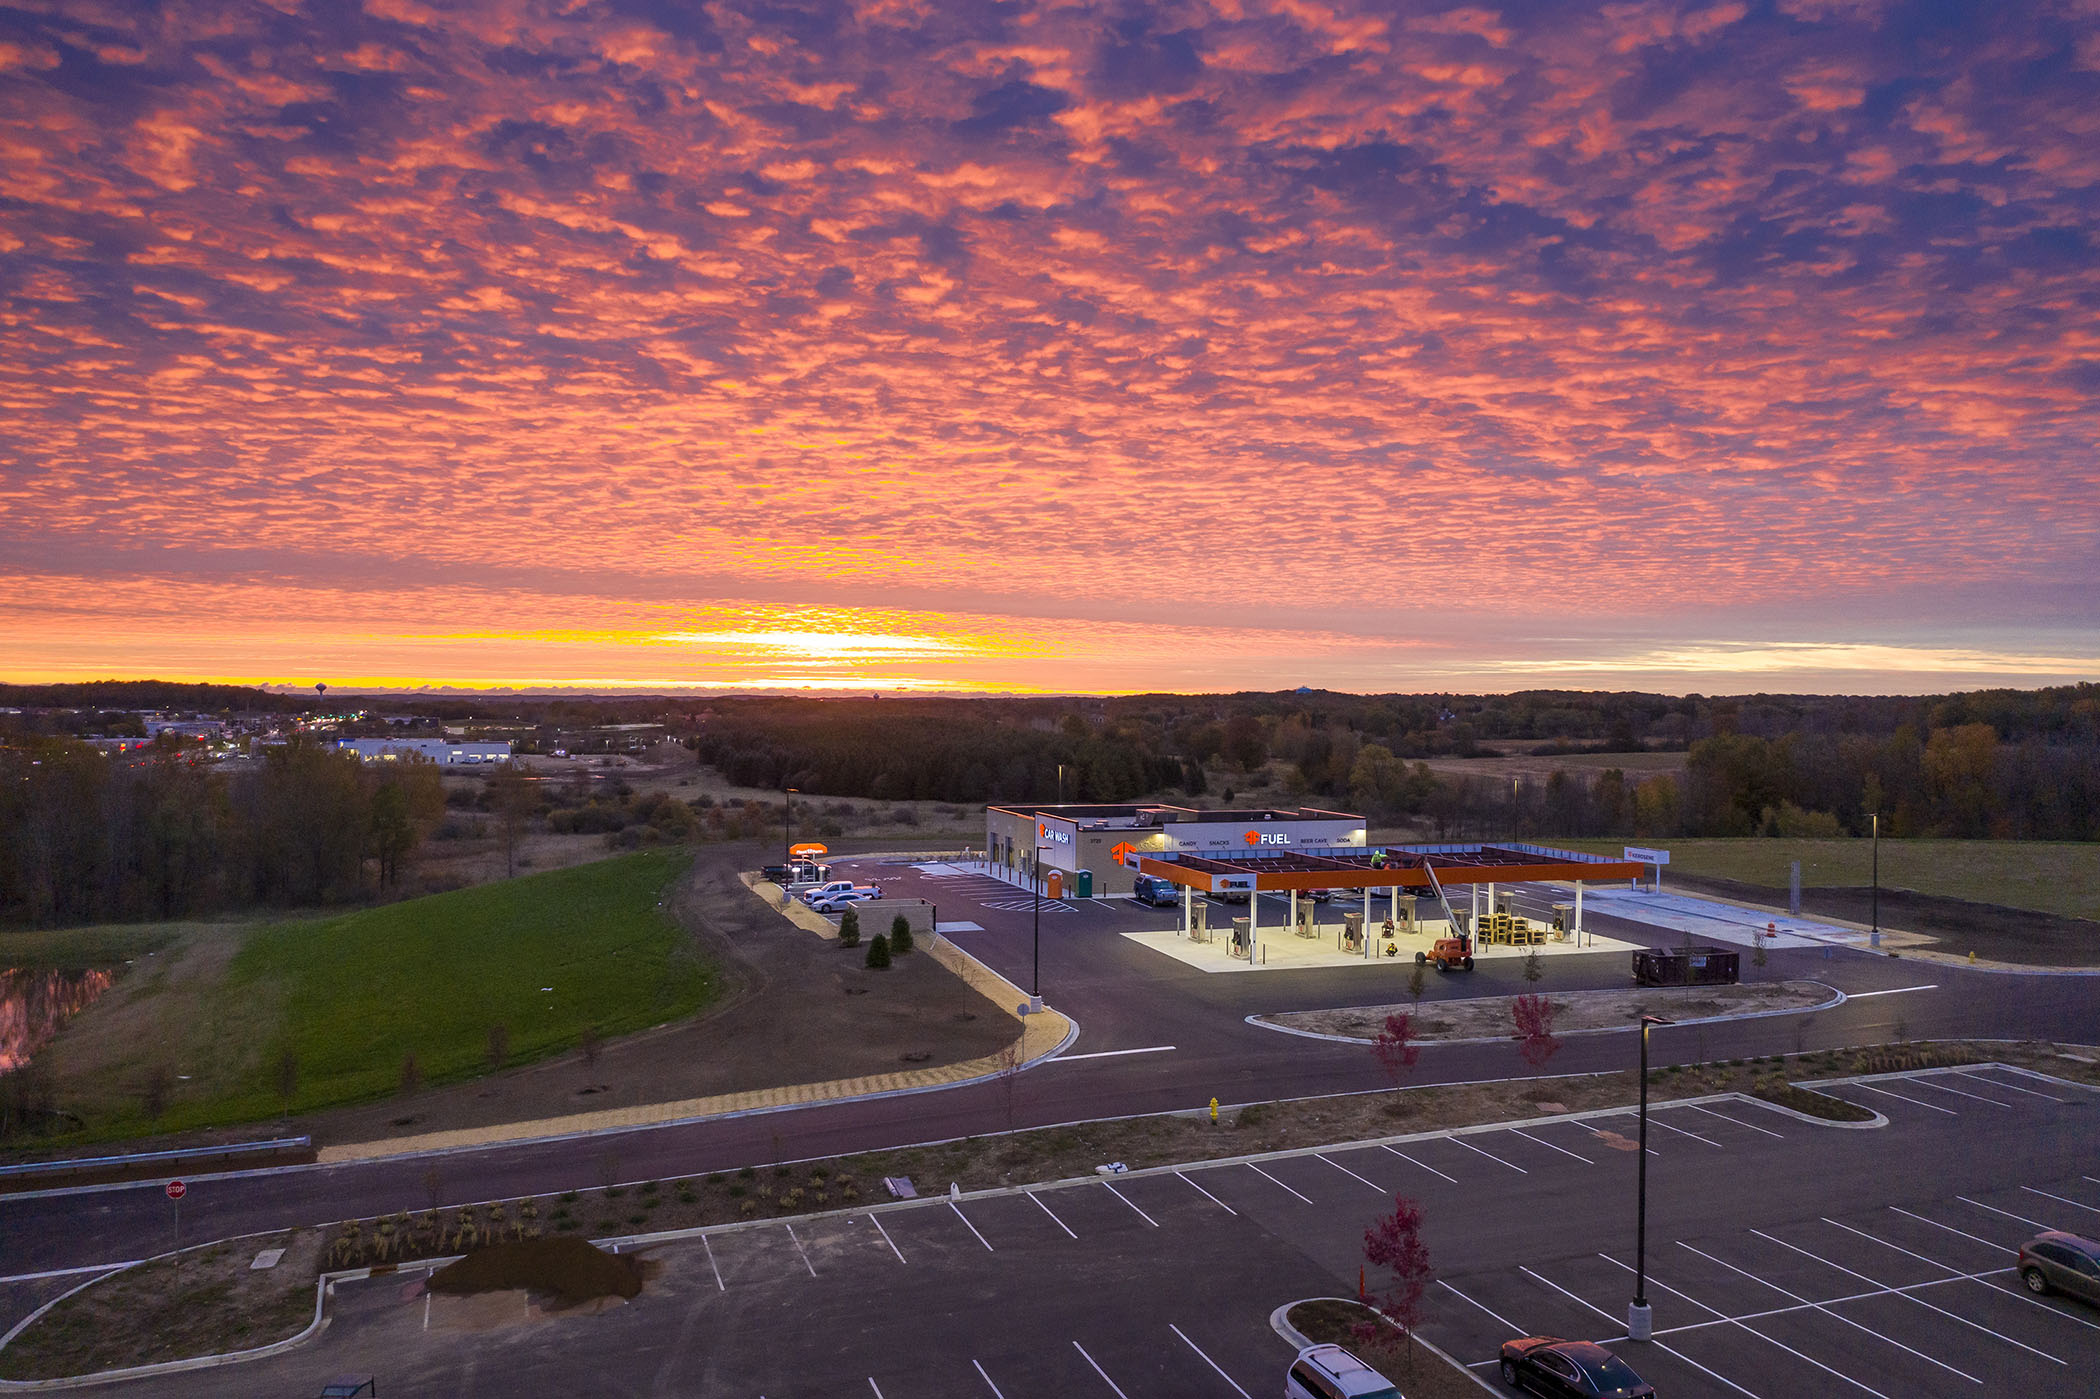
[1075,869,1094,898]
[1046,870,1063,899]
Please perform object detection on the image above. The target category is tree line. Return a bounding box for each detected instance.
[0,737,445,926]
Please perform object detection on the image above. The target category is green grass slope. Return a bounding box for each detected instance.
[219,848,709,1120]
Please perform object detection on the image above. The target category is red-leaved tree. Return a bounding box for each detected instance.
[1513,993,1561,1068]
[1359,1194,1434,1368]
[1372,1011,1420,1081]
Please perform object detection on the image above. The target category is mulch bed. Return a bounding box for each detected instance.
[428,1237,641,1306]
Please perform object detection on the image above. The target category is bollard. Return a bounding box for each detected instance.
[1969,950,1976,964]
[1208,1096,1219,1126]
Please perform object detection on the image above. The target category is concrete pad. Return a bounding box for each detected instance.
[1579,887,1870,949]
[1120,925,1638,974]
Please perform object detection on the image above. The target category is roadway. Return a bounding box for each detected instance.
[2,857,2094,1299]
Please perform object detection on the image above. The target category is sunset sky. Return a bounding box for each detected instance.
[2,0,2096,696]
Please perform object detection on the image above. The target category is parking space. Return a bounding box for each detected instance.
[1421,1066,2100,1399]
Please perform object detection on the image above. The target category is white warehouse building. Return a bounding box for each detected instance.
[334,738,513,766]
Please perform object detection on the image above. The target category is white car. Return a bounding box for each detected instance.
[810,886,883,913]
[1286,1344,1402,1399]
[801,880,858,905]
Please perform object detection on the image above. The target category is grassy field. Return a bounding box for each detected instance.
[1556,837,2098,922]
[0,921,186,973]
[27,849,712,1140]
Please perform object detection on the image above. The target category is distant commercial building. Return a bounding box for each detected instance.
[334,738,512,766]
[985,803,1367,897]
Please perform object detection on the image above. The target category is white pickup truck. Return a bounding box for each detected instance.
[802,880,884,908]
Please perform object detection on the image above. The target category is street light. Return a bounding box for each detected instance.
[1029,843,1052,1013]
[1629,1013,1672,1342]
[784,787,797,871]
[1870,811,1880,949]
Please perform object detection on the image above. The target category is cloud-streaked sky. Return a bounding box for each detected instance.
[2,0,2096,695]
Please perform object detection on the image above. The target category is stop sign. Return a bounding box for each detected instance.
[165,1180,186,1201]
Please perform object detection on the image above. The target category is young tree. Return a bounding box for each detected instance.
[1361,1195,1434,1369]
[1372,1011,1420,1082]
[1522,946,1543,983]
[889,913,914,955]
[486,761,534,879]
[865,932,891,968]
[275,1047,299,1116]
[838,908,861,948]
[140,1063,172,1124]
[579,1025,602,1069]
[486,1022,511,1071]
[399,1051,422,1096]
[1512,993,1561,1069]
[1407,958,1428,1006]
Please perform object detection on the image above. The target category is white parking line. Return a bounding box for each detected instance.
[1745,1230,1993,1379]
[1054,1045,1176,1062]
[1028,1189,1079,1239]
[1171,1322,1254,1398]
[1508,1127,1593,1165]
[1438,1278,1526,1335]
[1318,1153,1387,1192]
[1383,1145,1459,1183]
[1073,1341,1132,1397]
[868,1379,884,1398]
[1820,1218,2066,1362]
[1891,1205,2016,1254]
[1956,1070,2062,1102]
[1571,1120,1659,1156]
[1176,1170,1236,1215]
[1246,1162,1315,1203]
[1642,1114,1724,1147]
[972,1359,1007,1398]
[1449,1137,1527,1174]
[1102,1181,1158,1227]
[1849,1081,1958,1115]
[0,1261,138,1284]
[1685,1241,1977,1385]
[701,1233,725,1292]
[784,1222,818,1278]
[1960,1196,2054,1231]
[1597,1254,1865,1399]
[2022,1186,2100,1216]
[1907,1076,2017,1107]
[1846,984,1939,998]
[1687,1102,1786,1139]
[1533,1261,1764,1399]
[951,1200,996,1252]
[869,1213,908,1265]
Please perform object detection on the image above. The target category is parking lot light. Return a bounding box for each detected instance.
[1029,842,1051,1011]
[1631,1013,1672,1342]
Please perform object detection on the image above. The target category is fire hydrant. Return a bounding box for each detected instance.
[1208,1096,1219,1126]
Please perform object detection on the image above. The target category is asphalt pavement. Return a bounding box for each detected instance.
[2,856,2094,1309]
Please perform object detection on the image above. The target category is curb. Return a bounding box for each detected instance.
[1269,1298,1500,1395]
[1247,981,1850,1047]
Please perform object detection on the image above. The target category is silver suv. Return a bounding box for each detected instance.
[1285,1344,1403,1399]
[2020,1231,2100,1304]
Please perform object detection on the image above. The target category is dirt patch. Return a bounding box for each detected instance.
[1667,873,2100,966]
[1263,980,1836,1041]
[428,1237,641,1307]
[1287,1299,1485,1399]
[0,1228,321,1381]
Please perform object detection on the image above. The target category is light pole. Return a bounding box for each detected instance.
[1630,1013,1672,1341]
[784,787,797,871]
[1511,777,1519,845]
[1870,812,1880,949]
[1029,843,1051,1011]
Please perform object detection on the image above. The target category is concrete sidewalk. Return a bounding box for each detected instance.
[314,883,1072,1166]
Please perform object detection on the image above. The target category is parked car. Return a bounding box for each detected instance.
[1498,1337,1654,1397]
[801,880,858,905]
[1131,875,1180,907]
[763,861,829,885]
[2020,1231,2100,1304]
[809,887,881,913]
[1286,1343,1402,1399]
[1307,888,1336,903]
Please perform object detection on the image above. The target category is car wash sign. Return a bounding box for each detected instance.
[1036,819,1072,846]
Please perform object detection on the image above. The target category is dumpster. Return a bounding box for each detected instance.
[1632,946,1740,987]
[1074,869,1094,898]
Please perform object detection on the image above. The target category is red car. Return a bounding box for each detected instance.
[1499,1337,1655,1397]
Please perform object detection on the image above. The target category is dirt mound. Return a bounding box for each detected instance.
[428,1237,642,1306]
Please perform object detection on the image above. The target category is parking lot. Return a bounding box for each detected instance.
[1427,1063,2100,1399]
[109,1056,2098,1397]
